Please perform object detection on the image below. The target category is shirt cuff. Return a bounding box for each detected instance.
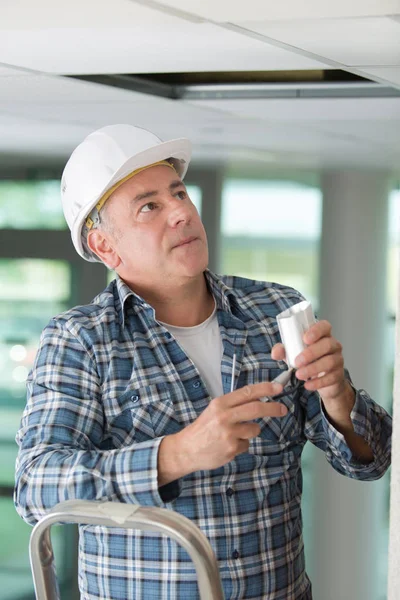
[121,437,182,507]
[159,480,181,503]
[318,386,375,467]
[154,436,182,504]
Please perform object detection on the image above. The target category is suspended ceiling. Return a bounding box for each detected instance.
[0,0,399,171]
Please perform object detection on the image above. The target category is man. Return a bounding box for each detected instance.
[15,124,392,600]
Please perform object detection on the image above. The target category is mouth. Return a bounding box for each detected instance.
[173,236,198,248]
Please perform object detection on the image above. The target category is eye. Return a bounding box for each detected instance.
[175,190,187,200]
[140,202,157,213]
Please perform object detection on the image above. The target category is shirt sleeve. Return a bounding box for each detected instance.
[300,370,392,481]
[14,317,181,527]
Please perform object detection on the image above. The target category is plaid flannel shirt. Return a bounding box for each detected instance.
[14,270,392,600]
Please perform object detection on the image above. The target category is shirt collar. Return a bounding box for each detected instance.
[114,269,237,328]
[115,275,155,327]
[203,269,236,313]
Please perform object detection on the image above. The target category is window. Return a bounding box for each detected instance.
[0,259,71,405]
[221,179,322,310]
[0,258,72,600]
[0,180,65,230]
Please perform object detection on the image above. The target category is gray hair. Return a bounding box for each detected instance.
[81,202,117,265]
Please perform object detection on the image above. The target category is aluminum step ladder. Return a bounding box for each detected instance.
[29,499,225,600]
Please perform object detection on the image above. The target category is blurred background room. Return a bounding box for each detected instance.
[0,1,399,599]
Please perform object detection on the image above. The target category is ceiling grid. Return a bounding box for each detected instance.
[0,0,398,170]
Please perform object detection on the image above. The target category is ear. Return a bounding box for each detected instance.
[87,229,121,269]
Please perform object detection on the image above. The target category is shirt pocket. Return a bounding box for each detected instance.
[104,382,181,447]
[248,366,303,455]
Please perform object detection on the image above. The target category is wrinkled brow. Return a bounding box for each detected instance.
[132,179,184,203]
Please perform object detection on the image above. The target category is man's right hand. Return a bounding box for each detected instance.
[158,381,286,487]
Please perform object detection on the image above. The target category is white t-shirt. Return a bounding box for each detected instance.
[159,303,224,399]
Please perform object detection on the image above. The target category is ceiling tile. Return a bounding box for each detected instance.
[0,24,327,74]
[188,118,398,167]
[0,107,398,170]
[0,116,92,157]
[1,0,167,29]
[157,0,400,22]
[0,64,37,77]
[237,16,400,67]
[309,119,400,146]
[0,74,149,104]
[187,97,400,122]
[5,0,400,29]
[357,66,400,87]
[0,98,233,137]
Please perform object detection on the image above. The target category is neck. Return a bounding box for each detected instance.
[125,272,215,327]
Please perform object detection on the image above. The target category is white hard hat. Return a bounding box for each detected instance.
[61,124,192,261]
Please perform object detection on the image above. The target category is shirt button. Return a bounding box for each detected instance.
[226,488,234,497]
[131,394,140,403]
[165,332,172,339]
[232,550,239,560]
[193,381,201,389]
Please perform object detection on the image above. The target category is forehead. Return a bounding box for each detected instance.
[114,164,183,199]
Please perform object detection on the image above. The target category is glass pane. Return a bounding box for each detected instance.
[0,497,68,600]
[0,260,71,408]
[0,259,74,599]
[0,442,19,484]
[0,180,66,230]
[221,179,322,311]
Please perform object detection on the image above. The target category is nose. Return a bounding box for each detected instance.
[167,195,192,228]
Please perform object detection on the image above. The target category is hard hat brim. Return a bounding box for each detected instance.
[72,137,192,261]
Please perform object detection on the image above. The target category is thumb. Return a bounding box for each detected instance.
[271,343,286,362]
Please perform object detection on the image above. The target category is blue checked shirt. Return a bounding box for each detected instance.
[15,270,392,600]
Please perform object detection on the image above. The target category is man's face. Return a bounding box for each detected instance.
[100,164,209,286]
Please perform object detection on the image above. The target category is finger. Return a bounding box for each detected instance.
[303,367,344,391]
[303,320,332,345]
[232,400,288,423]
[236,439,250,455]
[226,382,283,408]
[271,343,286,361]
[295,337,343,369]
[235,422,261,440]
[296,352,344,381]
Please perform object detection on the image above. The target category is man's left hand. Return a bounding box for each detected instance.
[271,320,375,462]
[271,319,356,430]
